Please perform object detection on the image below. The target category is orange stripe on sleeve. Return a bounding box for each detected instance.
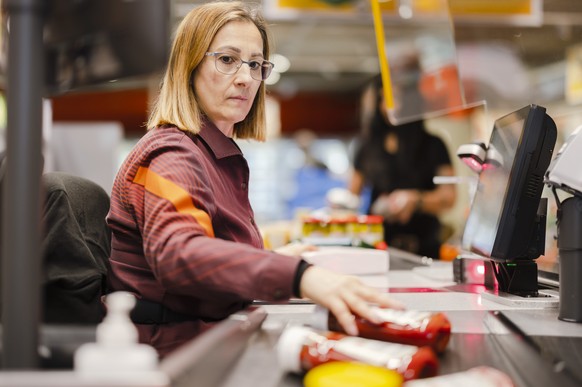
[133,166,215,237]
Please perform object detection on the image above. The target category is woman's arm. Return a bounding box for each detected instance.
[372,164,457,224]
[417,164,457,215]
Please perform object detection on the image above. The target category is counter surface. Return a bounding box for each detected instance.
[218,249,582,387]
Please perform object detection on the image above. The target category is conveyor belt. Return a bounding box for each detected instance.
[219,323,582,387]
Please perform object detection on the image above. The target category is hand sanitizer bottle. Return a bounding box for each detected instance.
[74,291,166,383]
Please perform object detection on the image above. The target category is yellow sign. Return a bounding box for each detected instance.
[276,0,540,21]
[277,0,355,12]
[377,0,536,16]
[449,0,534,16]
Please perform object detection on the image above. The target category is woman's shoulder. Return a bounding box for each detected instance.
[117,126,208,183]
[136,126,201,152]
[121,126,202,167]
[145,125,192,142]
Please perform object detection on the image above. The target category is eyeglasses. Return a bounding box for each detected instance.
[205,52,274,81]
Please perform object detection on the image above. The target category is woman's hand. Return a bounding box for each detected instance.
[387,189,421,224]
[371,190,420,224]
[275,242,318,257]
[299,265,405,335]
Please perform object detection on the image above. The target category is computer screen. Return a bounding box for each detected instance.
[462,105,557,263]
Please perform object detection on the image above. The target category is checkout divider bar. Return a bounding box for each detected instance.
[160,306,267,387]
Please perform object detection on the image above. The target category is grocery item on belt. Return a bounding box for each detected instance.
[311,305,451,354]
[403,366,514,387]
[277,325,438,381]
[304,361,404,387]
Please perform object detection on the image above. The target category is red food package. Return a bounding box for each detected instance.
[277,325,439,381]
[312,306,451,354]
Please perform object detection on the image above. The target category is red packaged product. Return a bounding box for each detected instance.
[311,306,451,354]
[277,325,439,381]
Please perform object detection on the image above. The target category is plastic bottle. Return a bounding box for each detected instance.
[277,325,439,381]
[311,306,451,354]
[74,291,166,383]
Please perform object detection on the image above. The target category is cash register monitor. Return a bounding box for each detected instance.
[462,105,557,294]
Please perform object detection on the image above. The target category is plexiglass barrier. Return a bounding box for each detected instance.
[370,0,483,124]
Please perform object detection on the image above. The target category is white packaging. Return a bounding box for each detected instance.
[301,246,389,275]
[403,366,514,387]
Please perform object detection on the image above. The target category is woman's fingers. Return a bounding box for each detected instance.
[356,284,406,310]
[342,281,404,325]
[300,266,407,335]
[275,242,318,256]
[326,297,359,336]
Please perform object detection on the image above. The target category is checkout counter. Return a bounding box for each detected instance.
[212,249,582,387]
[3,248,582,387]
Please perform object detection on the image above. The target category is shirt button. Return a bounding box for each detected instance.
[241,182,247,190]
[250,217,255,225]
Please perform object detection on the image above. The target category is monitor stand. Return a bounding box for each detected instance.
[481,260,559,308]
[481,199,559,308]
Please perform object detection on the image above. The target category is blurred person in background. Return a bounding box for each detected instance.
[349,75,456,259]
[285,128,346,217]
[107,2,403,357]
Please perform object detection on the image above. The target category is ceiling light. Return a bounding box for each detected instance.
[271,53,290,73]
[266,71,281,85]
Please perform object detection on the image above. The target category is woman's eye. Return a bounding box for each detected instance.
[248,61,261,70]
[218,55,236,64]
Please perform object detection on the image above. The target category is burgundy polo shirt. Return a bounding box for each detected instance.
[107,120,300,356]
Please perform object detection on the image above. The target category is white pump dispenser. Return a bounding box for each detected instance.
[74,291,166,383]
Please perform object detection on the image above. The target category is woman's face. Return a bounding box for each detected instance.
[194,20,264,137]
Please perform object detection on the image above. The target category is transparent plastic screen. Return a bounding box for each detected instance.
[370,0,479,124]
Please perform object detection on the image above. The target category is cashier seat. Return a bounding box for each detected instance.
[41,171,111,324]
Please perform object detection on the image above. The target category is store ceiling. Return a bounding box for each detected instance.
[171,0,582,96]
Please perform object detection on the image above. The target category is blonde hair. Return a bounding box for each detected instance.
[146,1,270,140]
